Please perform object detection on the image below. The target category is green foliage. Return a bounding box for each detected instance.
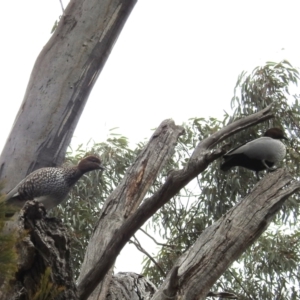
[52,60,299,299]
[50,16,61,34]
[212,229,300,300]
[29,267,65,300]
[0,186,18,281]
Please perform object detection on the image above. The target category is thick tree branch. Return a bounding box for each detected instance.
[77,107,275,299]
[77,119,184,299]
[191,104,273,158]
[151,169,300,300]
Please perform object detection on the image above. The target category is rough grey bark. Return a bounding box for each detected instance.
[77,119,185,299]
[151,169,300,300]
[0,201,77,300]
[0,0,137,192]
[107,273,157,300]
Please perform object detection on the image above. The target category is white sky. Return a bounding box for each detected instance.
[1,0,300,274]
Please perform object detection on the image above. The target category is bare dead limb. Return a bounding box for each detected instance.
[192,104,273,157]
[77,107,277,299]
[77,119,184,299]
[151,169,300,300]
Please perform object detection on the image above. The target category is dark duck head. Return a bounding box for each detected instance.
[76,155,105,174]
[220,128,287,180]
[4,155,105,211]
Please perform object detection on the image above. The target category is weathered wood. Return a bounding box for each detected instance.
[107,273,157,300]
[76,108,277,299]
[77,119,184,299]
[191,104,273,157]
[0,0,137,192]
[151,169,300,300]
[1,201,78,300]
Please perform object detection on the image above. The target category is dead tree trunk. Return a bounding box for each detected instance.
[0,0,137,192]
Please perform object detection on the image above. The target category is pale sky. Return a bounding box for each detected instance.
[1,0,300,274]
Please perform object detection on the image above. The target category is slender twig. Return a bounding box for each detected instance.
[129,236,166,277]
[59,0,65,15]
[228,269,253,300]
[206,291,237,299]
[139,228,174,248]
[168,231,203,244]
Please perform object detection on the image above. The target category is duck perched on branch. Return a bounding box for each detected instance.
[220,128,287,180]
[4,155,105,211]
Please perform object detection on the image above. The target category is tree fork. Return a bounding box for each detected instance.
[76,106,280,299]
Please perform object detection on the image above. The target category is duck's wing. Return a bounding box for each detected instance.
[223,140,251,157]
[224,137,272,158]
